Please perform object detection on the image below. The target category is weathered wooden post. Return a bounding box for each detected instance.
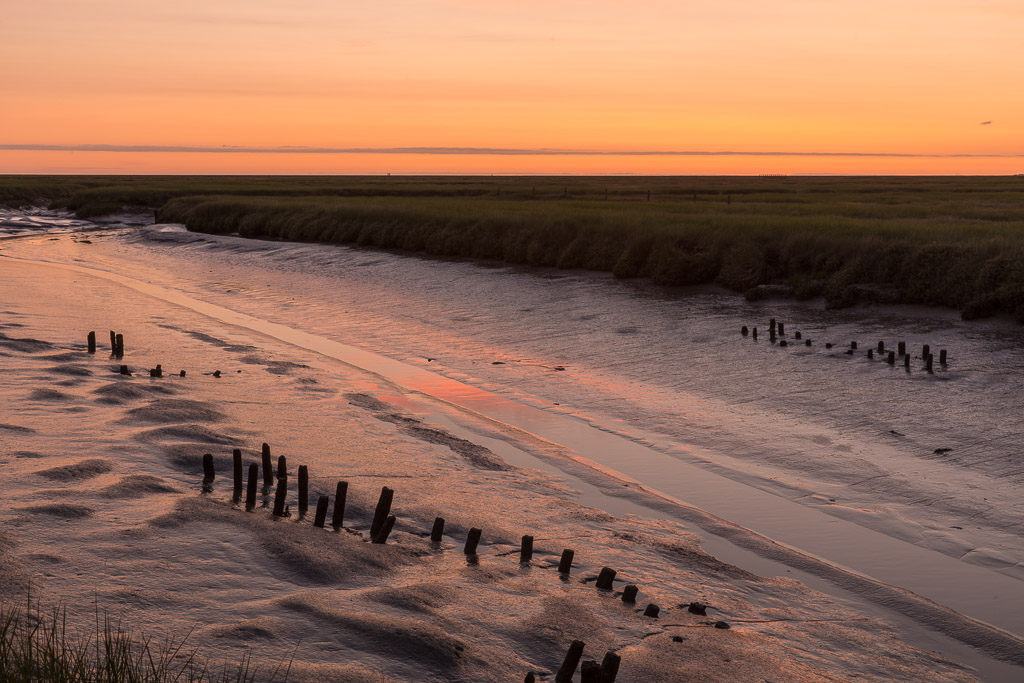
[558,549,574,574]
[109,330,116,352]
[179,370,186,377]
[779,340,788,347]
[887,351,895,365]
[276,455,287,481]
[373,516,396,544]
[202,453,215,481]
[601,651,622,682]
[596,567,616,590]
[119,365,130,375]
[922,344,930,360]
[939,349,947,365]
[867,349,874,359]
[778,322,785,336]
[430,517,445,542]
[741,325,748,336]
[851,341,858,350]
[794,331,802,340]
[464,527,482,555]
[520,535,534,562]
[898,341,906,356]
[245,463,258,511]
[580,661,602,683]
[554,641,585,683]
[877,341,885,354]
[272,477,288,516]
[232,449,243,492]
[87,331,96,353]
[313,496,329,527]
[524,673,536,683]
[114,334,124,358]
[621,585,638,603]
[261,443,273,488]
[643,604,660,617]
[926,354,934,374]
[370,487,394,539]
[332,481,348,528]
[752,327,758,340]
[904,354,911,371]
[298,466,309,516]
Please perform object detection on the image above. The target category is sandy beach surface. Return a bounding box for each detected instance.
[2,211,1023,681]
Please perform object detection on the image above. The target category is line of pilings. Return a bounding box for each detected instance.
[741,319,949,374]
[200,443,733,681]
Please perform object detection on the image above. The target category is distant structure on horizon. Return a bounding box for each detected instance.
[758,173,789,178]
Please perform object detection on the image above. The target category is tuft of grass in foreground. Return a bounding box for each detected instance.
[0,601,287,682]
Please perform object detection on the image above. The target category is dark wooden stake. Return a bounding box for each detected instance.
[794,331,801,340]
[741,325,748,336]
[867,349,874,359]
[370,486,394,539]
[554,641,585,683]
[114,334,124,358]
[898,341,906,356]
[805,339,812,346]
[922,344,930,360]
[904,354,911,371]
[179,370,186,377]
[119,365,130,375]
[778,322,785,335]
[272,476,287,516]
[524,673,536,683]
[276,455,287,480]
[464,527,482,555]
[939,349,947,365]
[313,495,329,527]
[87,331,96,353]
[233,449,243,492]
[520,535,534,562]
[430,517,445,542]
[245,463,258,511]
[261,443,273,488]
[887,351,895,365]
[298,465,308,515]
[621,585,638,603]
[580,661,602,683]
[926,354,934,374]
[851,341,858,350]
[373,515,396,544]
[202,453,215,480]
[596,567,616,590]
[752,327,758,340]
[109,330,116,352]
[601,651,622,682]
[558,549,574,574]
[643,603,660,618]
[332,481,348,528]
[878,341,885,354]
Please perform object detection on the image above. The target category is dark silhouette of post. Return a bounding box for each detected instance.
[298,466,309,516]
[261,443,273,488]
[370,487,394,539]
[87,331,96,353]
[245,463,258,511]
[332,481,348,528]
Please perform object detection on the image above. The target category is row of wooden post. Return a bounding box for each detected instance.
[201,444,707,681]
[742,320,949,373]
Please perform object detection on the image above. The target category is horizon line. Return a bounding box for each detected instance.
[2,144,1023,159]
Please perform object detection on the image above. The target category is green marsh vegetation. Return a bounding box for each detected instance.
[3,174,1024,320]
[0,600,288,682]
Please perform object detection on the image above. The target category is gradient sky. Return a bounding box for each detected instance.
[1,0,1022,174]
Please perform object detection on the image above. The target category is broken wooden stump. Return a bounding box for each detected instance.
[520,535,534,563]
[741,325,748,336]
[580,661,602,683]
[373,515,396,544]
[87,331,96,353]
[276,455,287,480]
[430,517,445,543]
[887,351,895,365]
[370,486,394,539]
[272,477,288,517]
[643,604,660,618]
[261,443,273,488]
[940,349,947,365]
[332,481,348,528]
[297,465,308,516]
[596,567,617,590]
[898,341,906,356]
[558,549,574,574]
[202,453,215,481]
[119,365,130,376]
[621,585,638,603]
[554,640,585,683]
[245,463,258,511]
[313,496,329,527]
[114,334,124,358]
[464,527,482,555]
[601,651,622,682]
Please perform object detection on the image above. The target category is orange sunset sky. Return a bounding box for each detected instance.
[1,0,1022,175]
